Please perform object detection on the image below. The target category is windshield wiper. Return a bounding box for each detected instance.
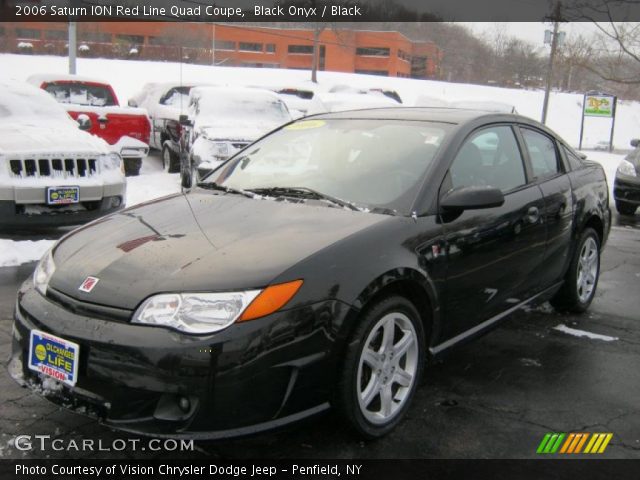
[196,182,254,198]
[247,186,360,212]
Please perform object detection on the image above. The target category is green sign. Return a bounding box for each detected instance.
[584,95,615,117]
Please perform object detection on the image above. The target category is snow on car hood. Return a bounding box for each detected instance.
[0,121,109,156]
[197,120,283,142]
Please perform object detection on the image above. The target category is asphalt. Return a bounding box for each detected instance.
[0,212,639,460]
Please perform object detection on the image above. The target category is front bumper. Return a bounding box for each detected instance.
[0,179,125,228]
[614,174,640,205]
[7,283,347,438]
[0,197,124,228]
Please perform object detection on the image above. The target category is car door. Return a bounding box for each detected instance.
[439,124,547,341]
[518,127,575,287]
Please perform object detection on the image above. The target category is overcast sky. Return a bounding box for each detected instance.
[461,22,603,47]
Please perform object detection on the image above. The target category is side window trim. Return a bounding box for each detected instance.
[441,123,529,198]
[517,125,565,182]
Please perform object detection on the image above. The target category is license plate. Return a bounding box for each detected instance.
[47,186,79,205]
[28,330,79,387]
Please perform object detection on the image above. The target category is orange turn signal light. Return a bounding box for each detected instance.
[239,279,304,322]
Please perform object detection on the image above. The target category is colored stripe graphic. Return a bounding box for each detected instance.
[538,433,613,454]
[537,433,565,453]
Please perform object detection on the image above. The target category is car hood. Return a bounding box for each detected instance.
[0,121,108,156]
[49,191,386,310]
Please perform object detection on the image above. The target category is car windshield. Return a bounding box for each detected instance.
[193,91,290,125]
[44,82,117,107]
[206,119,450,214]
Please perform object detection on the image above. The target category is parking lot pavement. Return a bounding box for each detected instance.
[1,215,639,460]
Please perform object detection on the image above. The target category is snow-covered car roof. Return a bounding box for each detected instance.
[0,78,73,122]
[27,73,110,87]
[307,92,400,115]
[0,79,110,155]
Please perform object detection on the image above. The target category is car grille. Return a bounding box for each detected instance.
[8,157,99,178]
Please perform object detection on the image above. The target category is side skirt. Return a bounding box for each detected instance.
[429,281,563,358]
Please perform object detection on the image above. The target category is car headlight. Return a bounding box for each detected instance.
[99,152,122,170]
[132,280,303,335]
[617,159,637,177]
[33,249,55,296]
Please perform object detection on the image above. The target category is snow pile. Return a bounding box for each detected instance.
[553,324,619,342]
[0,239,53,267]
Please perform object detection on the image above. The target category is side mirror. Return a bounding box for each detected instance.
[441,186,505,211]
[76,114,92,131]
[179,114,193,127]
[630,138,639,148]
[128,99,138,107]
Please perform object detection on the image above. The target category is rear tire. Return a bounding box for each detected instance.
[123,158,142,177]
[162,144,179,173]
[551,228,600,313]
[336,296,425,439]
[616,200,637,216]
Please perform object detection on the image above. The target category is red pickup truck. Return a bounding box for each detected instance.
[28,74,150,176]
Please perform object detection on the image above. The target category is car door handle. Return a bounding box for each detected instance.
[526,206,540,224]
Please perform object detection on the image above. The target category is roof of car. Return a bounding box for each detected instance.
[27,73,109,86]
[311,107,529,125]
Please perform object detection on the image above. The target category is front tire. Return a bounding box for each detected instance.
[162,144,179,173]
[336,296,425,439]
[551,228,601,313]
[616,200,637,216]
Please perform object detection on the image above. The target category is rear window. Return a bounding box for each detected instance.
[44,82,116,107]
[160,86,192,107]
[562,145,584,170]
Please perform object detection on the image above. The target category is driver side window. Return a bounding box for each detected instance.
[450,126,526,193]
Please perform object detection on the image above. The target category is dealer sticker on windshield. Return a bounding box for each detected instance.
[284,120,326,130]
[28,330,79,387]
[47,186,80,205]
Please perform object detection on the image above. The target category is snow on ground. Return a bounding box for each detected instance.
[553,324,619,342]
[0,239,53,267]
[0,53,634,266]
[1,53,640,149]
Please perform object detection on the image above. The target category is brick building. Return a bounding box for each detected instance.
[0,22,441,79]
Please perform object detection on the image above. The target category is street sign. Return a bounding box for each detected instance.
[584,94,615,117]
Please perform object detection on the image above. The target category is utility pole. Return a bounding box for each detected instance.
[211,23,216,66]
[541,1,562,124]
[68,21,77,75]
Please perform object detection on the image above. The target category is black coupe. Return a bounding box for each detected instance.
[8,108,610,439]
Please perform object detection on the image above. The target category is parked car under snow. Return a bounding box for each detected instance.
[181,86,292,181]
[0,80,126,228]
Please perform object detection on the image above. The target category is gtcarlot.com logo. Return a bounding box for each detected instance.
[13,435,194,452]
[537,432,613,454]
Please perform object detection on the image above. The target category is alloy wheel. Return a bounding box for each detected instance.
[356,312,419,425]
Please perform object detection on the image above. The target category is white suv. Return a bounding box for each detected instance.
[0,80,126,229]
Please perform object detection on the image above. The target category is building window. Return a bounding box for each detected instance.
[215,40,235,51]
[80,31,112,43]
[15,28,40,39]
[288,45,314,54]
[398,49,411,61]
[115,34,144,44]
[355,69,389,76]
[356,47,390,57]
[265,43,276,53]
[44,30,66,41]
[239,42,262,52]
